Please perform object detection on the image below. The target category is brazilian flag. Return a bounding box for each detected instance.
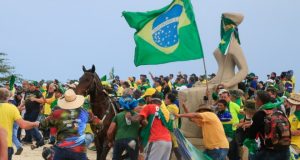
[123,0,204,66]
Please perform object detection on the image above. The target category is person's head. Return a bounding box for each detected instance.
[195,106,213,113]
[28,81,39,92]
[258,81,264,89]
[142,88,159,104]
[271,72,277,80]
[165,93,176,105]
[133,89,142,99]
[280,72,287,80]
[219,89,231,102]
[163,77,169,85]
[58,89,85,110]
[287,93,300,112]
[217,99,228,111]
[188,76,196,84]
[216,84,225,92]
[122,81,130,89]
[119,95,138,111]
[54,88,64,99]
[178,78,185,85]
[140,74,147,83]
[128,77,135,83]
[48,83,56,93]
[283,96,291,109]
[22,80,29,91]
[169,74,174,80]
[244,100,257,117]
[154,79,162,87]
[255,90,271,107]
[266,86,278,99]
[0,88,10,102]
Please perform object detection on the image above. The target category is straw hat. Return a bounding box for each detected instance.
[287,93,300,105]
[58,89,85,109]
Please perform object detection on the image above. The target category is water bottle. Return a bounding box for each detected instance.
[125,117,131,125]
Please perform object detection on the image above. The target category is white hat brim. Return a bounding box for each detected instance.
[57,95,85,110]
[287,98,300,105]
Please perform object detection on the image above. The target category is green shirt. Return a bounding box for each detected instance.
[113,111,140,140]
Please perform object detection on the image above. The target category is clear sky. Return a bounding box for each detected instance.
[0,0,299,89]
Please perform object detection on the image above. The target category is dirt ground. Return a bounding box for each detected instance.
[12,144,112,160]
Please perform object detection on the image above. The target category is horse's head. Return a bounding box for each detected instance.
[76,65,103,96]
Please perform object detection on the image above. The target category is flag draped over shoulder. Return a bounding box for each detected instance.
[123,0,204,66]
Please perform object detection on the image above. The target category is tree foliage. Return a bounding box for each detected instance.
[0,53,22,84]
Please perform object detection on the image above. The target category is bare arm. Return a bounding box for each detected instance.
[181,103,189,113]
[0,127,8,160]
[16,119,39,130]
[107,122,116,142]
[31,97,45,104]
[127,113,144,122]
[149,72,155,81]
[292,130,300,136]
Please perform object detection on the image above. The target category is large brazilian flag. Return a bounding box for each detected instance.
[123,0,204,66]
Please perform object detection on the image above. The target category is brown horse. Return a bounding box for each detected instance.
[76,65,117,160]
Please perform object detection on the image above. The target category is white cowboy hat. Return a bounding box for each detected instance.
[58,89,85,109]
[287,93,300,105]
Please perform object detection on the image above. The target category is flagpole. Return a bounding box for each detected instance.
[202,53,210,105]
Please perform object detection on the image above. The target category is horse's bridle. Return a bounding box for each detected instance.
[84,73,117,133]
[84,73,99,96]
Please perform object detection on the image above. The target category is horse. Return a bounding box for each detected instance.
[76,65,117,160]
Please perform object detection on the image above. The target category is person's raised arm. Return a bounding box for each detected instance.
[149,72,155,81]
[181,103,190,113]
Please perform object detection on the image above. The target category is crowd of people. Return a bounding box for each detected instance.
[0,69,298,160]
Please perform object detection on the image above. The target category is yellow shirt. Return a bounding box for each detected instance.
[289,114,300,147]
[192,112,229,149]
[168,81,173,90]
[156,86,162,92]
[0,103,22,147]
[229,101,241,131]
[44,94,55,115]
[167,104,179,128]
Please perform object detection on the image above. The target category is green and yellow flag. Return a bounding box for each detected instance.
[123,0,203,66]
[218,15,240,55]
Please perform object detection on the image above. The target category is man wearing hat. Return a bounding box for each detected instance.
[287,93,300,158]
[22,80,44,146]
[127,88,172,160]
[39,89,102,160]
[178,104,229,160]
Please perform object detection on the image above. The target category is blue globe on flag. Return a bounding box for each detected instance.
[152,4,183,48]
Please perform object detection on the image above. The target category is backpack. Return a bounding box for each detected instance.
[263,109,291,149]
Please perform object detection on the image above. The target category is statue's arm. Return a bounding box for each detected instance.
[225,46,248,88]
